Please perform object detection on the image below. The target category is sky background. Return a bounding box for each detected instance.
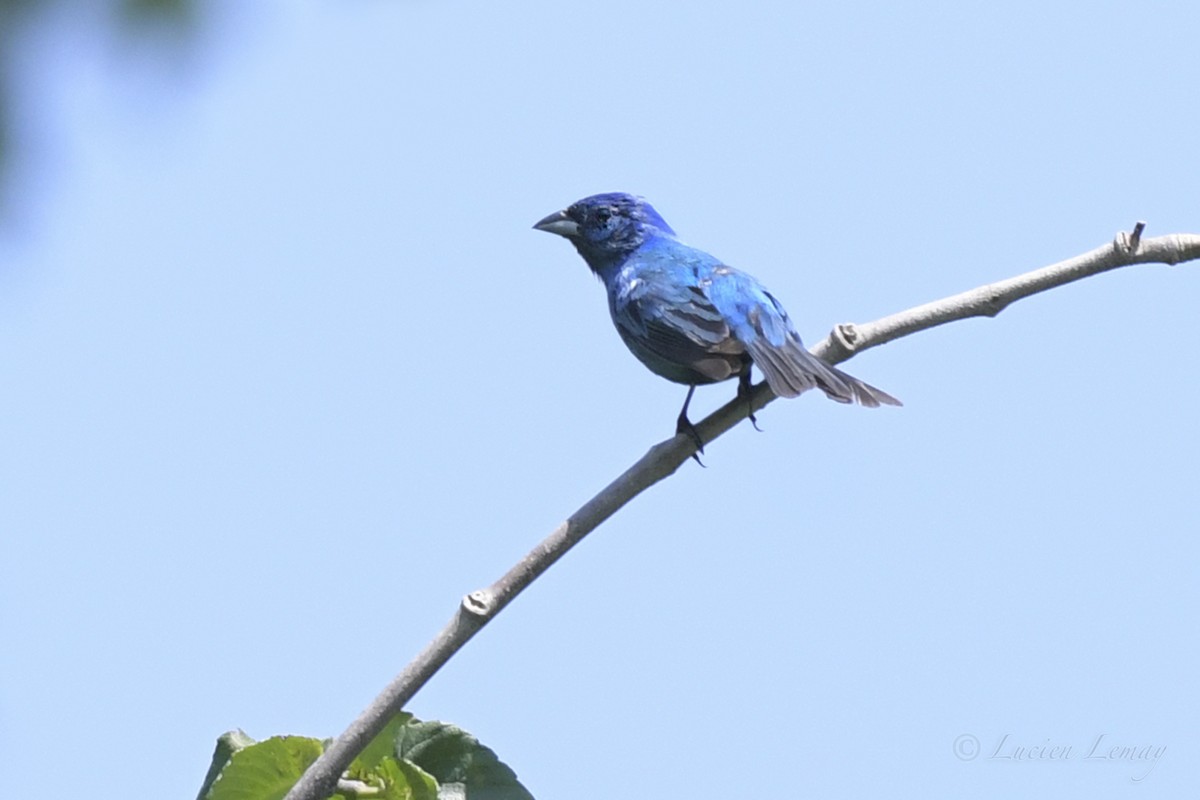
[2,2,1197,798]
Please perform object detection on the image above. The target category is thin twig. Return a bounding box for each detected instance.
[282,226,1200,800]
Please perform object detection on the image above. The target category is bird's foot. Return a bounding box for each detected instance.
[676,414,706,466]
[737,374,763,432]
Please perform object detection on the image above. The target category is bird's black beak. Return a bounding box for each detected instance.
[533,209,580,238]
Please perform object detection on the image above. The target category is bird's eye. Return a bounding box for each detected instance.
[595,208,612,225]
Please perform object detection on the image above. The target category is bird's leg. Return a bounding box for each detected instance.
[676,385,705,465]
[738,371,762,432]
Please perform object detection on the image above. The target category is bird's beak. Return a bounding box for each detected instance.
[532,209,580,238]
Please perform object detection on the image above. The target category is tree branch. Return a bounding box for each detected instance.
[282,227,1200,800]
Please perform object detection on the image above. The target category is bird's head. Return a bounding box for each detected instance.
[534,193,675,272]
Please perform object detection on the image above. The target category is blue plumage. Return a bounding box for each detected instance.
[534,193,899,452]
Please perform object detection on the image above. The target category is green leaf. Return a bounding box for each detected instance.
[202,735,324,800]
[196,730,258,800]
[391,758,440,800]
[397,721,534,800]
[352,712,414,772]
[343,758,441,800]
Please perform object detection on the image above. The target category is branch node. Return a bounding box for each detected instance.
[978,287,1009,317]
[462,590,492,618]
[826,323,860,361]
[1116,221,1147,255]
[1130,221,1146,251]
[337,779,380,797]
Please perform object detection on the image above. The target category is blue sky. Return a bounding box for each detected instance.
[1,2,1197,798]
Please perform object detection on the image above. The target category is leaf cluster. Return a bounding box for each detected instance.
[197,714,534,800]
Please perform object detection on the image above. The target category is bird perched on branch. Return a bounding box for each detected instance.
[534,192,899,457]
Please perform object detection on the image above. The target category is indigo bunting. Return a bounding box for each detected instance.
[534,193,899,454]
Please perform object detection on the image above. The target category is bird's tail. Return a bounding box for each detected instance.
[745,336,902,408]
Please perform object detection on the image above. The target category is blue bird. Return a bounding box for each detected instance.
[534,193,899,456]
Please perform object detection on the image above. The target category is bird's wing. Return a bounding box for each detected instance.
[701,265,901,406]
[612,272,745,382]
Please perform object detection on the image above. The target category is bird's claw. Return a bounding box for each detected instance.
[676,415,706,466]
[738,374,763,432]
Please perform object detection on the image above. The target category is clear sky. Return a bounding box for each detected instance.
[2,2,1197,798]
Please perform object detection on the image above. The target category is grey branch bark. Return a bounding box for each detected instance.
[282,227,1200,800]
